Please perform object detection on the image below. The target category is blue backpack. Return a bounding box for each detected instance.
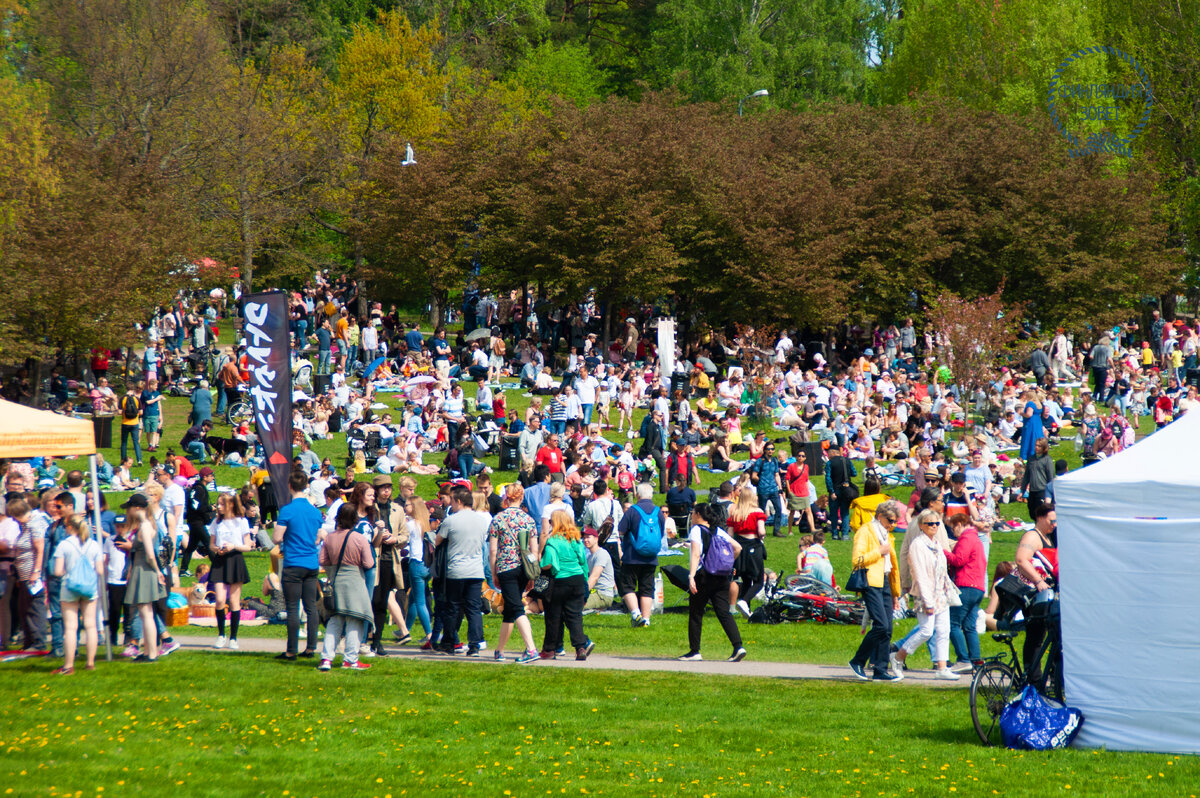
[700,527,737,575]
[629,505,662,559]
[64,539,98,599]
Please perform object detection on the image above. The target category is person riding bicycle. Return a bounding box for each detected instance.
[1016,500,1059,686]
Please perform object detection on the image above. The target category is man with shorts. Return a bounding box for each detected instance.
[616,483,667,627]
[785,449,815,535]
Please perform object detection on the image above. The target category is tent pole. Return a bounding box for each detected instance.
[89,454,113,662]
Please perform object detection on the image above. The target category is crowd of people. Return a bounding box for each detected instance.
[0,273,1184,679]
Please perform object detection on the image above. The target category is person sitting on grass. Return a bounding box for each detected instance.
[796,530,833,586]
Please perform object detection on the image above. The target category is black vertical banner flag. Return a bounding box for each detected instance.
[243,292,292,510]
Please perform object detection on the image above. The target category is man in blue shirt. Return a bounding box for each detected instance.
[274,471,323,659]
[522,464,553,524]
[314,319,333,375]
[405,323,425,354]
[431,326,452,382]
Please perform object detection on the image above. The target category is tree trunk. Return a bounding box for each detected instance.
[602,300,613,354]
[240,193,254,294]
[1161,292,1177,321]
[354,236,368,320]
[31,357,45,408]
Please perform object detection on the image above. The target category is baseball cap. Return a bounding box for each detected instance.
[199,466,215,479]
[372,474,392,488]
[581,527,599,538]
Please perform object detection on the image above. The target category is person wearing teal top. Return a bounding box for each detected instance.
[539,509,594,661]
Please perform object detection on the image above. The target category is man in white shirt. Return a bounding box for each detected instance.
[576,372,599,425]
[476,379,493,417]
[360,322,378,364]
[157,468,187,551]
[433,486,490,655]
[775,332,793,365]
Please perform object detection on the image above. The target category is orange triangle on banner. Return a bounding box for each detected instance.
[268,452,289,465]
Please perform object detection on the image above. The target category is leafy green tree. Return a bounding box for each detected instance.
[650,0,873,107]
[507,41,606,106]
[879,0,1104,114]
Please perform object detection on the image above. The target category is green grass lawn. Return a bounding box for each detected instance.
[2,654,1197,797]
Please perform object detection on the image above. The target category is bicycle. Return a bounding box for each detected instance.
[969,604,1063,746]
[226,384,254,426]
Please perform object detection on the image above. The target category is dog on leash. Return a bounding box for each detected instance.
[204,434,249,465]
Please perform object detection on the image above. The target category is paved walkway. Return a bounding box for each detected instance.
[170,635,961,687]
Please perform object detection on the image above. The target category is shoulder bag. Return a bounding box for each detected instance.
[319,531,353,618]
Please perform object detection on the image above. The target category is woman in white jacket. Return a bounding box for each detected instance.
[890,508,960,681]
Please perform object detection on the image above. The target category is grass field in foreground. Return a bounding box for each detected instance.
[1,655,1196,798]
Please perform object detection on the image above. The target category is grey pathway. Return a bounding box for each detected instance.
[170,635,962,687]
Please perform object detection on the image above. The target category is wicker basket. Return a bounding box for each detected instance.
[189,603,216,618]
[166,606,189,627]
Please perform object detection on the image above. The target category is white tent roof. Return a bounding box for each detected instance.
[1056,411,1200,753]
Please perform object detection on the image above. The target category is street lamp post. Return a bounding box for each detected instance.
[738,89,770,117]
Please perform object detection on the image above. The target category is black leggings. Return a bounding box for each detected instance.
[371,555,399,646]
[107,583,133,644]
[181,521,210,572]
[734,537,766,605]
[687,573,742,653]
[542,574,588,654]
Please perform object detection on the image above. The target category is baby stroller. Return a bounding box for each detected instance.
[346,426,385,467]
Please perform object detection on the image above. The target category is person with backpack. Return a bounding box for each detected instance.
[679,502,746,662]
[179,467,215,577]
[615,482,668,627]
[50,514,104,675]
[119,386,143,467]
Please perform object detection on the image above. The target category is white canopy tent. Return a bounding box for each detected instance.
[0,398,113,660]
[1055,410,1200,753]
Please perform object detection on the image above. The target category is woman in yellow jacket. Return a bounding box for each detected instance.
[848,500,904,681]
[848,477,889,532]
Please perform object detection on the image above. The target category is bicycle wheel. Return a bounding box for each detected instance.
[970,661,1018,746]
[227,400,254,426]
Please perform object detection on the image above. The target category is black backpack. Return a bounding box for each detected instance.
[122,394,140,420]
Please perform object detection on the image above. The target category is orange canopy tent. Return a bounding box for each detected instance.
[0,398,96,458]
[0,398,113,659]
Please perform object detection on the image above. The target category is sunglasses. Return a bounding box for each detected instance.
[921,521,938,527]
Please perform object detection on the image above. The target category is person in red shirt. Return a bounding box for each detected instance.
[942,514,987,672]
[784,451,816,536]
[536,433,566,483]
[91,348,111,380]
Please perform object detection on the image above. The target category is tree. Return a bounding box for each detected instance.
[650,0,873,107]
[925,287,1023,389]
[198,46,338,291]
[362,89,516,326]
[0,62,57,248]
[879,0,1105,114]
[313,9,449,312]
[0,138,197,362]
[25,0,230,176]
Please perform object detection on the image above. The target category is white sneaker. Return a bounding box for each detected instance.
[678,652,703,661]
[950,660,975,674]
[478,640,487,651]
[213,636,227,649]
[934,668,961,681]
[736,600,751,619]
[888,652,905,680]
[227,639,239,651]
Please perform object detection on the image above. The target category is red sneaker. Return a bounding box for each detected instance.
[419,641,433,651]
[341,661,372,671]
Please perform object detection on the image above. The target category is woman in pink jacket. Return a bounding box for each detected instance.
[944,514,987,673]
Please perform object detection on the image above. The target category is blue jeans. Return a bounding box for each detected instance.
[406,560,432,636]
[318,350,331,374]
[131,605,166,642]
[829,493,852,539]
[215,386,228,416]
[120,424,142,465]
[759,493,783,535]
[347,344,359,368]
[582,404,594,425]
[948,585,984,663]
[46,578,63,654]
[184,440,207,463]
